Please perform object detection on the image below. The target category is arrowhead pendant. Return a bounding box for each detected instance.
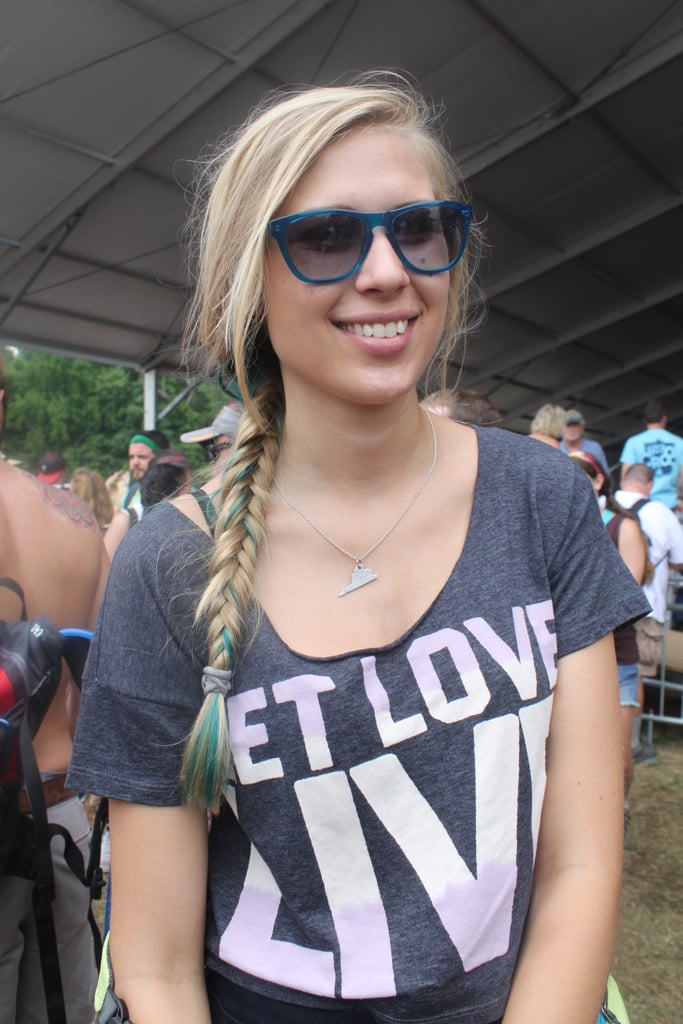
[338,562,378,597]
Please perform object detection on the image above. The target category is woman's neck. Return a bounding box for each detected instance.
[278,398,432,495]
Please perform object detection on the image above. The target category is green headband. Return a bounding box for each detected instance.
[129,433,160,452]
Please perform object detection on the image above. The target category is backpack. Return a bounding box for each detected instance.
[0,577,106,1024]
[627,497,668,584]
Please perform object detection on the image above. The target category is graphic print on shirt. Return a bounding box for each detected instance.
[642,438,679,479]
[219,600,557,999]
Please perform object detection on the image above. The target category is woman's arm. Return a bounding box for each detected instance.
[617,516,647,584]
[103,509,133,562]
[503,634,623,1024]
[108,799,211,1024]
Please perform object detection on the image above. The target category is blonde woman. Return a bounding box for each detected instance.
[528,403,567,448]
[69,76,647,1024]
[70,466,114,529]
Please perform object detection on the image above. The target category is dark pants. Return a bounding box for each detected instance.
[207,972,373,1023]
[207,972,502,1024]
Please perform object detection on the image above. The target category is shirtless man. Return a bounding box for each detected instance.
[0,364,108,1024]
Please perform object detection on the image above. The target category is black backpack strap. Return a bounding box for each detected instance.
[19,727,105,1016]
[627,497,654,549]
[49,818,105,970]
[0,577,27,620]
[629,497,649,516]
[19,721,68,1024]
[84,796,109,967]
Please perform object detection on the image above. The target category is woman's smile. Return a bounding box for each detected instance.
[336,317,410,339]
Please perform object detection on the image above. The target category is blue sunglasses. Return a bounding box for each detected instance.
[268,200,472,284]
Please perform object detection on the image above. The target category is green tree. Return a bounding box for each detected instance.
[1,348,225,476]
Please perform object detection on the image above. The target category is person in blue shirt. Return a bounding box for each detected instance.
[560,409,608,473]
[620,400,683,509]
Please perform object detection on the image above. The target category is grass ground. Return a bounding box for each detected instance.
[613,725,683,1024]
[91,728,682,1022]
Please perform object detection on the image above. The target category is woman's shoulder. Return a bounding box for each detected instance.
[109,500,212,593]
[471,426,604,566]
[476,425,586,495]
[129,499,208,544]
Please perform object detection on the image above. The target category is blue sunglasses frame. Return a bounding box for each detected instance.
[268,200,473,284]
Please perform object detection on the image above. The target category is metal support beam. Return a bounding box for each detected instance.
[482,193,683,300]
[0,213,82,327]
[494,335,683,426]
[456,27,683,177]
[143,369,157,429]
[158,381,197,421]
[466,277,683,389]
[0,0,336,280]
[0,113,117,164]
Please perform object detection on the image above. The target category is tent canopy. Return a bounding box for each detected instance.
[2,0,683,463]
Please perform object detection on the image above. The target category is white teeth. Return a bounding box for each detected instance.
[345,319,408,338]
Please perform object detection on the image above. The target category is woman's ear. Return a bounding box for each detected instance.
[594,472,605,494]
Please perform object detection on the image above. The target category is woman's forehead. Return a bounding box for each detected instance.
[279,127,438,216]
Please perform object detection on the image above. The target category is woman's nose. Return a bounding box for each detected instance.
[354,227,410,291]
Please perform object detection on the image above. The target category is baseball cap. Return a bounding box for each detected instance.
[564,409,585,425]
[37,452,66,484]
[180,404,242,444]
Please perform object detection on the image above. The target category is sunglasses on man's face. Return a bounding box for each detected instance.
[268,201,472,284]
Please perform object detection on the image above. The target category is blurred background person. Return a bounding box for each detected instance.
[570,450,648,808]
[180,401,243,484]
[615,462,683,761]
[0,361,107,1024]
[620,399,683,510]
[421,387,500,426]
[107,428,170,516]
[104,450,193,561]
[70,467,114,531]
[560,409,608,473]
[140,451,193,508]
[528,403,566,448]
[36,452,68,487]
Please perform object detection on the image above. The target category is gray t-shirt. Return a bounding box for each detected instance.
[69,427,648,1024]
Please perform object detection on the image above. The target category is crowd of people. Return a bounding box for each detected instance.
[1,74,681,1024]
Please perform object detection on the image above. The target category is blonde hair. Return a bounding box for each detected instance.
[181,74,483,809]
[529,404,567,442]
[70,467,114,528]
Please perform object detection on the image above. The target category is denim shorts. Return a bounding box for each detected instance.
[206,973,502,1024]
[617,663,639,708]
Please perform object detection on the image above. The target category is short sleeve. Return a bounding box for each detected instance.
[68,504,211,805]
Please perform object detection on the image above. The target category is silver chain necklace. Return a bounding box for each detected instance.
[274,409,438,597]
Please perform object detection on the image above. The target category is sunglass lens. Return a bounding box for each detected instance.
[284,213,365,282]
[392,204,463,272]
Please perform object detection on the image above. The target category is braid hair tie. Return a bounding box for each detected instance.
[201,666,233,697]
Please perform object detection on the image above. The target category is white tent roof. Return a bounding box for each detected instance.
[2,0,683,463]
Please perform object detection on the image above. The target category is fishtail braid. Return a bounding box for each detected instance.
[181,380,283,810]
